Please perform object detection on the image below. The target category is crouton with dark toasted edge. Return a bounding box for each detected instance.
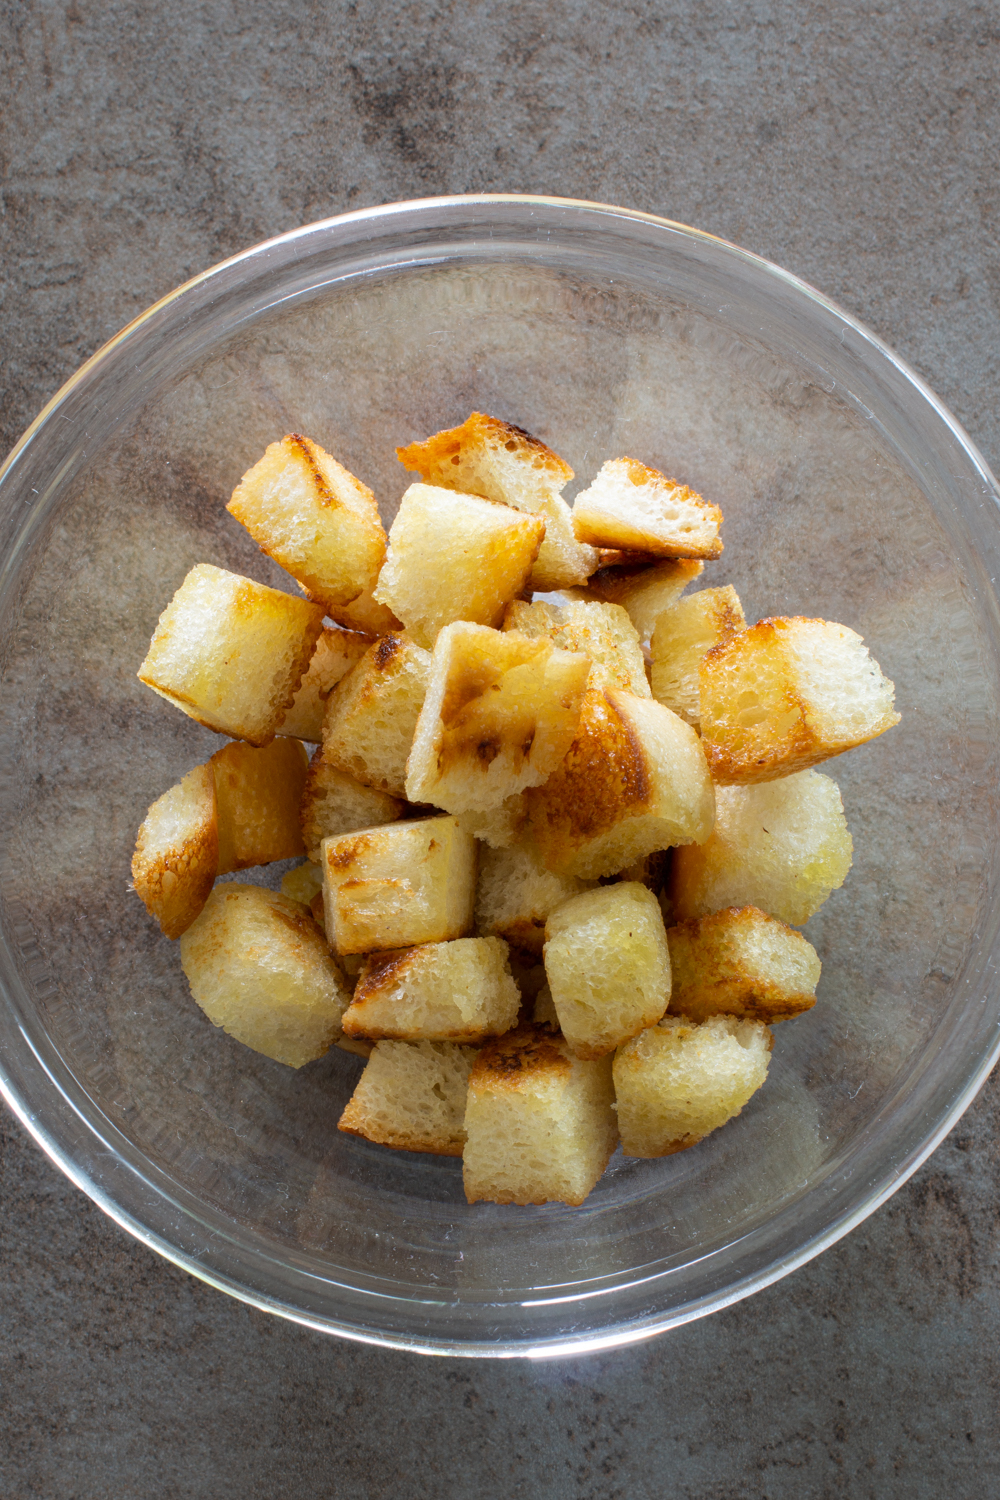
[667,906,820,1024]
[338,1040,478,1156]
[132,763,219,939]
[342,936,520,1043]
[321,632,432,798]
[571,458,723,560]
[650,585,746,726]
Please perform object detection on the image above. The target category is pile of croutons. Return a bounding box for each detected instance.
[132,412,899,1208]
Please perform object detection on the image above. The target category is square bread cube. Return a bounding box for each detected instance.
[667,906,820,1025]
[699,616,900,783]
[180,885,351,1068]
[670,770,853,925]
[396,411,598,590]
[503,599,650,696]
[613,1015,772,1157]
[227,434,386,615]
[373,483,544,647]
[300,748,405,863]
[405,622,590,815]
[463,1025,618,1205]
[276,627,372,742]
[280,861,324,906]
[338,1040,478,1156]
[525,687,716,879]
[326,583,400,637]
[475,841,594,954]
[132,762,219,939]
[650,586,746,726]
[211,737,309,873]
[322,633,432,798]
[138,564,325,745]
[571,458,723,560]
[342,936,520,1042]
[321,814,477,954]
[544,883,671,1058]
[566,557,704,641]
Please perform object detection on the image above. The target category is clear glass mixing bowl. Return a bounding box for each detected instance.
[1,195,999,1357]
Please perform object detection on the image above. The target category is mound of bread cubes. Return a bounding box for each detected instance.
[132,412,900,1208]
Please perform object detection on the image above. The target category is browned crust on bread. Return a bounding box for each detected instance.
[397,411,574,487]
[470,1023,572,1090]
[336,1110,464,1156]
[667,905,818,1023]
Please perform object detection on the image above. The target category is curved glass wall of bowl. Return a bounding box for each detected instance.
[0,196,999,1357]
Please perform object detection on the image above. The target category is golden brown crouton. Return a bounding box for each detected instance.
[210,737,309,873]
[667,906,820,1024]
[502,598,650,696]
[650,586,746,725]
[131,763,219,939]
[321,632,432,798]
[327,584,401,637]
[571,459,723,559]
[300,748,405,863]
[342,936,519,1043]
[276,627,372,742]
[566,556,704,641]
[475,841,594,954]
[338,1040,478,1156]
[280,861,324,907]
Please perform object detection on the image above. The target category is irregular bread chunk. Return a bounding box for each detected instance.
[132,763,219,939]
[300,749,405,862]
[227,435,386,615]
[567,557,704,641]
[327,584,400,637]
[613,1014,772,1156]
[699,616,900,783]
[338,1040,477,1156]
[342,936,520,1042]
[138,564,324,745]
[667,906,820,1024]
[276,627,372,742]
[180,884,351,1067]
[397,411,597,590]
[503,599,650,696]
[571,458,723,559]
[321,815,477,954]
[670,770,852,925]
[456,794,528,850]
[544,883,671,1058]
[374,483,544,647]
[322,633,431,798]
[281,861,324,907]
[650,586,747,726]
[210,738,309,873]
[532,983,559,1028]
[463,1025,618,1206]
[475,841,594,954]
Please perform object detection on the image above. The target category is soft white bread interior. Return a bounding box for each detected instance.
[650,586,746,725]
[322,632,432,798]
[571,458,723,560]
[300,749,405,863]
[667,905,820,1025]
[132,762,219,939]
[277,627,372,743]
[210,737,309,874]
[503,598,650,696]
[566,557,704,641]
[342,936,520,1042]
[475,841,594,954]
[338,1039,478,1156]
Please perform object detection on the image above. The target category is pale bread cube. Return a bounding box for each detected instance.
[300,749,405,862]
[180,884,351,1068]
[327,584,400,637]
[338,1040,477,1156]
[322,633,432,798]
[571,459,723,560]
[503,599,650,697]
[566,557,704,641]
[132,762,219,939]
[342,936,520,1042]
[373,483,544,648]
[614,1014,771,1156]
[667,906,820,1025]
[463,1026,618,1205]
[544,883,670,1058]
[699,616,900,783]
[525,687,716,879]
[670,770,853,925]
[210,737,308,873]
[137,564,324,745]
[475,842,594,954]
[405,622,590,815]
[321,814,477,954]
[455,794,528,850]
[280,861,324,906]
[532,983,559,1028]
[397,411,597,590]
[227,435,386,614]
[650,586,747,725]
[276,627,371,742]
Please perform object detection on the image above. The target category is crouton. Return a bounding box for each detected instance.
[475,841,594,954]
[342,936,520,1042]
[567,557,704,641]
[456,794,528,850]
[210,737,309,873]
[571,459,723,560]
[276,627,372,742]
[613,1015,772,1157]
[502,599,650,696]
[281,861,324,907]
[525,687,716,879]
[131,762,219,939]
[532,983,559,1028]
[650,586,747,725]
[321,814,477,954]
[321,633,432,798]
[463,1025,618,1205]
[327,584,400,638]
[300,749,405,863]
[396,411,597,590]
[338,1040,478,1156]
[373,484,544,648]
[667,906,820,1024]
[227,435,386,615]
[670,770,853,925]
[137,564,324,745]
[699,617,900,783]
[179,884,351,1067]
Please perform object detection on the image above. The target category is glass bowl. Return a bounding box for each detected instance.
[2,195,999,1358]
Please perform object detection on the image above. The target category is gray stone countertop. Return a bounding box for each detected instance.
[2,3,1000,1495]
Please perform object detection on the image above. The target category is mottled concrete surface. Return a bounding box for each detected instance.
[3,2,1000,1496]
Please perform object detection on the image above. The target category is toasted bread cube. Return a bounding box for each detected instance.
[475,842,594,954]
[670,771,852,925]
[338,1040,477,1156]
[342,936,520,1042]
[276,627,372,742]
[700,616,900,783]
[180,885,351,1067]
[503,599,650,697]
[227,435,386,615]
[572,459,723,560]
[210,737,308,873]
[567,557,704,641]
[650,586,747,726]
[397,411,597,590]
[138,564,325,745]
[463,1025,618,1205]
[526,687,716,879]
[281,860,324,906]
[373,484,544,648]
[300,749,405,863]
[667,906,820,1025]
[132,763,219,939]
[455,794,528,850]
[327,584,401,637]
[322,633,432,798]
[321,815,477,955]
